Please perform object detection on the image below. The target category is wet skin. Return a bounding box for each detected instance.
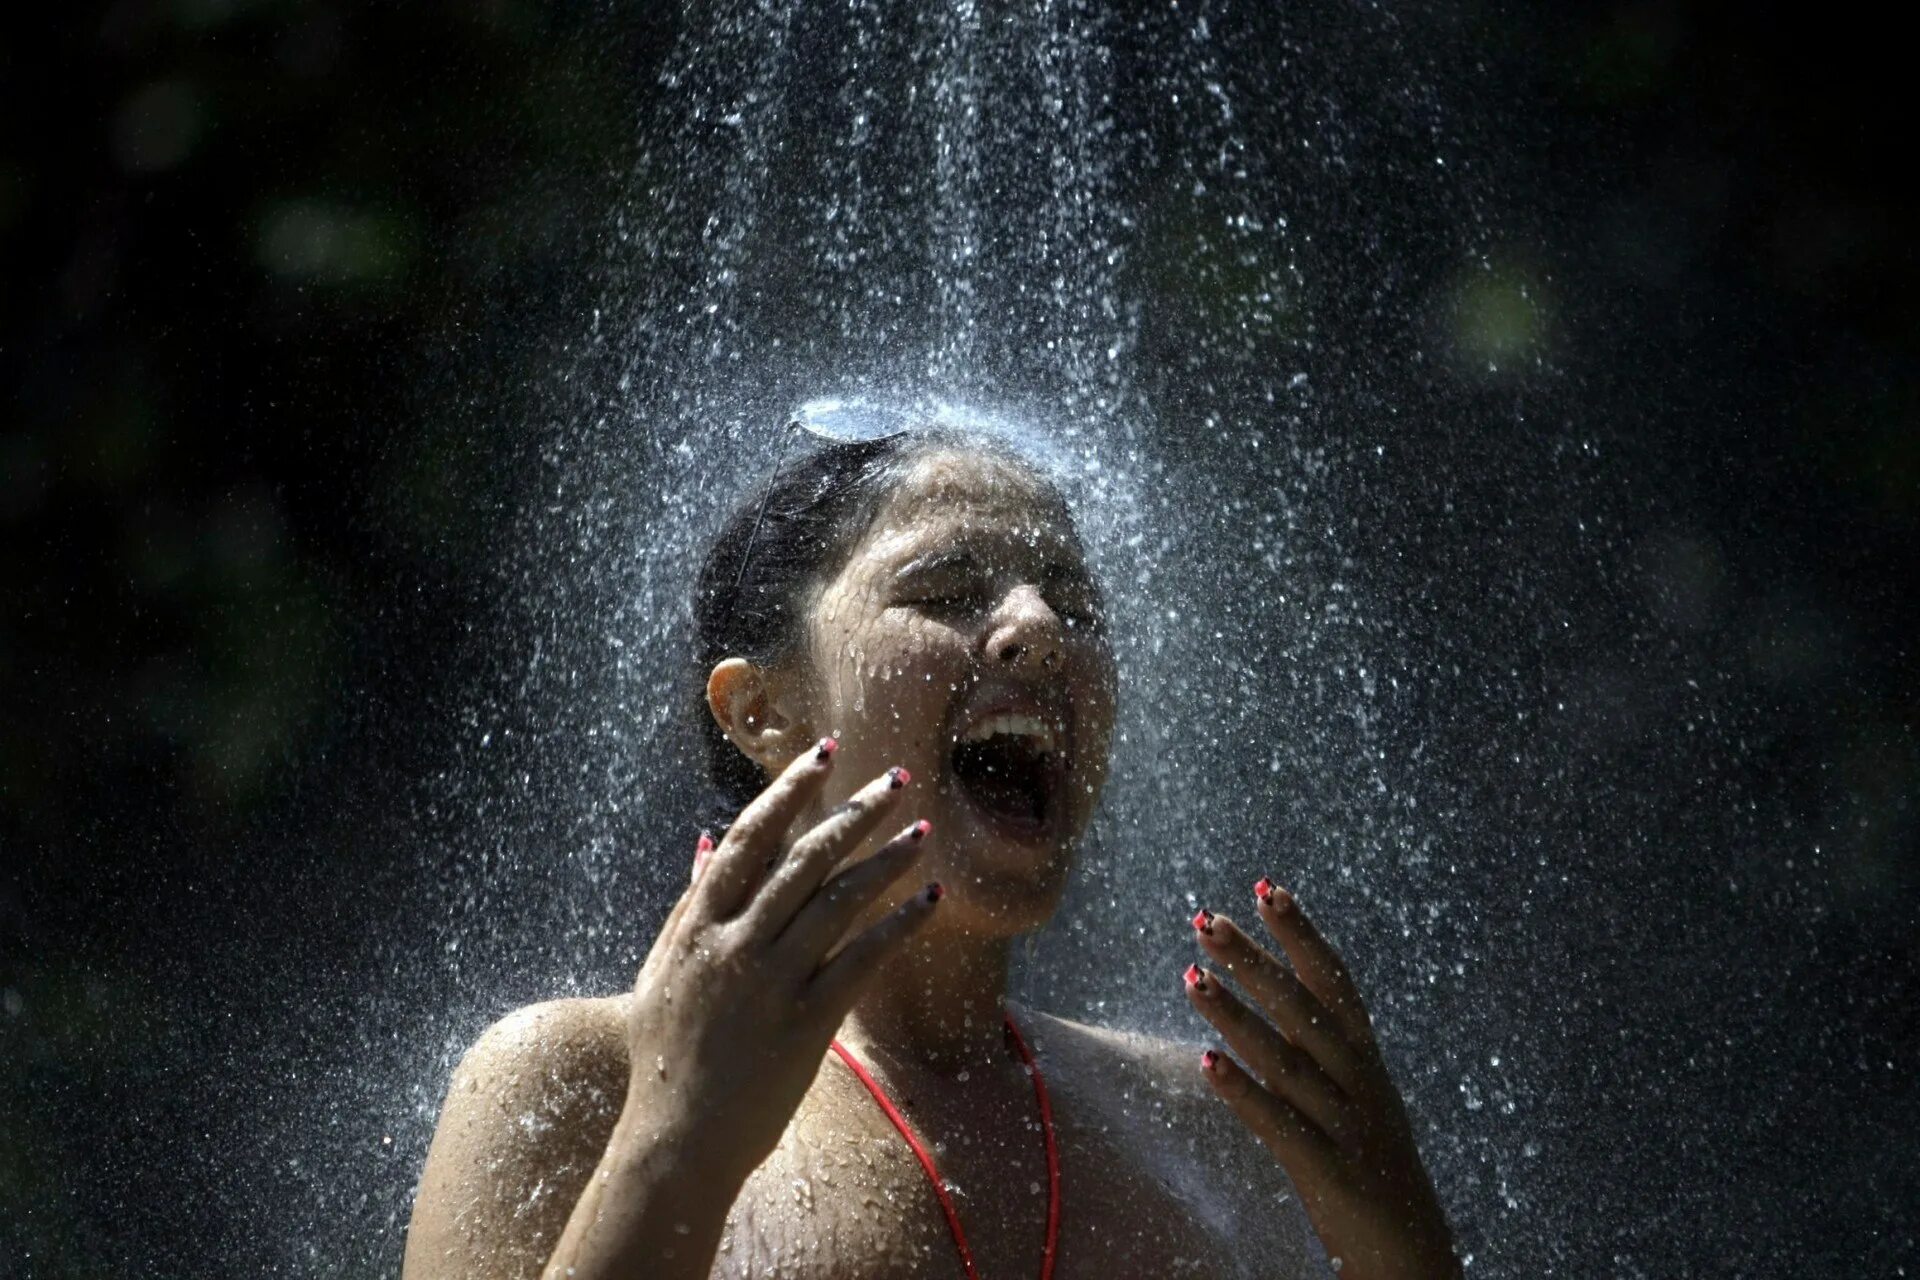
[403,451,1459,1279]
[716,449,1119,947]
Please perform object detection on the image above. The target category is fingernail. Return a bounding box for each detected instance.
[910,818,932,840]
[816,736,838,762]
[1191,908,1215,936]
[1200,1048,1220,1072]
[1183,962,1207,993]
[924,881,945,904]
[1253,876,1274,904]
[888,765,911,789]
[696,830,716,855]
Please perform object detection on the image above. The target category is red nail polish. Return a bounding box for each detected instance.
[910,818,932,839]
[1253,876,1274,904]
[924,881,945,904]
[1200,1049,1220,1072]
[888,766,911,789]
[1191,908,1214,936]
[696,830,716,855]
[816,736,838,761]
[1183,962,1206,992]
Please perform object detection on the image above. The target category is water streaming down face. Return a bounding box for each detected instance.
[175,5,1905,1278]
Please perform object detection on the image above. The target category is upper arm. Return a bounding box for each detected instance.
[402,999,630,1280]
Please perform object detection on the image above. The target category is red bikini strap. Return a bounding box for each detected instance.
[828,1037,984,1280]
[1003,1013,1062,1280]
[828,1011,1060,1280]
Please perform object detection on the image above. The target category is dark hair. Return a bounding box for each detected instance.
[691,426,1061,818]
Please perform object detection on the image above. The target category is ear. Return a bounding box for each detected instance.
[707,658,815,774]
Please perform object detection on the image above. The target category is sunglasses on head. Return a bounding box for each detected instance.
[730,398,915,597]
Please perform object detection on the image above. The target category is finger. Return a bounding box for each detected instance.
[1184,963,1353,1143]
[802,879,944,1026]
[1192,908,1365,1091]
[692,736,838,922]
[1253,883,1375,1044]
[690,830,715,884]
[744,766,913,936]
[773,819,933,962]
[649,831,717,958]
[1198,1046,1344,1192]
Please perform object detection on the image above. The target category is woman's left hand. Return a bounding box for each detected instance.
[1183,883,1462,1280]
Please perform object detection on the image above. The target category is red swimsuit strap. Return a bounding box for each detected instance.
[828,1011,1061,1280]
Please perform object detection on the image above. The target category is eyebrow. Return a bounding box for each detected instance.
[893,544,1094,585]
[894,548,983,578]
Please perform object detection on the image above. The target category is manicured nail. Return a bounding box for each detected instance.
[816,736,838,762]
[696,830,716,855]
[1200,1048,1220,1072]
[1253,876,1274,904]
[924,881,945,904]
[1191,908,1215,936]
[1183,962,1207,993]
[888,766,911,789]
[910,818,932,840]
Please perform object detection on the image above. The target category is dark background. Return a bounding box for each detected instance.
[3,1,1914,1276]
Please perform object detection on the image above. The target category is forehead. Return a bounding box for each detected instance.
[851,450,1079,568]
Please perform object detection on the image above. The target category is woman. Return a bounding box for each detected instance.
[403,423,1461,1280]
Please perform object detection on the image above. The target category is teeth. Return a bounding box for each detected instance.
[959,712,1060,753]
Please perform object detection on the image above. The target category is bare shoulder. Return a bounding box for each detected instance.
[1020,1005,1323,1258]
[1020,1005,1213,1101]
[458,995,629,1092]
[403,996,632,1280]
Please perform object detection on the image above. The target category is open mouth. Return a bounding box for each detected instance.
[949,710,1065,834]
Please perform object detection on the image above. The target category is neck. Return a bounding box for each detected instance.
[836,926,1016,1075]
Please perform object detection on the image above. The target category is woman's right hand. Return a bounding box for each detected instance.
[620,737,939,1185]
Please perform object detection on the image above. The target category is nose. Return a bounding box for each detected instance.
[985,584,1064,671]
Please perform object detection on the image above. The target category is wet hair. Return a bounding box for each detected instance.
[691,426,1063,817]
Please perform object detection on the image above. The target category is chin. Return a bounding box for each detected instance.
[939,860,1072,937]
[926,788,1082,935]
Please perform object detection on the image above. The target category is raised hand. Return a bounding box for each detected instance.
[1183,884,1461,1280]
[624,737,941,1185]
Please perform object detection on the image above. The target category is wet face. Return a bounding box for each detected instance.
[793,450,1118,935]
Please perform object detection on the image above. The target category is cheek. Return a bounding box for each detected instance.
[1072,642,1120,752]
[828,612,974,744]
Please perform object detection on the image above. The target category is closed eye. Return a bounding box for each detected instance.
[1054,598,1104,631]
[900,590,985,614]
[1042,571,1104,629]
